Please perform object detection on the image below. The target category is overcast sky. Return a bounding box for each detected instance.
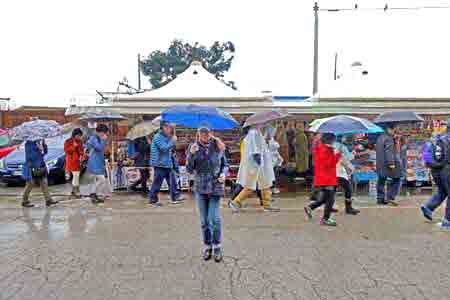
[1,0,450,107]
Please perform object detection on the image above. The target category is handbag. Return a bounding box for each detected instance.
[31,167,47,178]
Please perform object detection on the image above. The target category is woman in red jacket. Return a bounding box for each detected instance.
[304,133,342,226]
[64,128,84,198]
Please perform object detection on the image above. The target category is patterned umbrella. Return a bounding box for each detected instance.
[0,129,11,147]
[309,115,383,134]
[11,119,63,141]
[243,110,290,128]
[126,121,157,140]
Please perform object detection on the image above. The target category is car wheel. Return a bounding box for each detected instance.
[47,176,56,186]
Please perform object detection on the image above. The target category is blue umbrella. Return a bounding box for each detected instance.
[161,105,238,130]
[309,115,383,134]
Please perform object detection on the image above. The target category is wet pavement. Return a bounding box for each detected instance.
[0,184,449,300]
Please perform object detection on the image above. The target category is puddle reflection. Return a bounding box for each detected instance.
[0,207,106,242]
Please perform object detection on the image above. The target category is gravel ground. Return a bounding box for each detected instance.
[0,183,449,300]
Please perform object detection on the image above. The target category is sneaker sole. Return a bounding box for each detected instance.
[420,207,433,222]
[437,222,450,229]
[228,202,240,212]
[304,207,313,219]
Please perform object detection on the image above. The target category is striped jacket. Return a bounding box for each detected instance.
[150,130,175,168]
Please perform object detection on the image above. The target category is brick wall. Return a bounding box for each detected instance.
[1,107,76,128]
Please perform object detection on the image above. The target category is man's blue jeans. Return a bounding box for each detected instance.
[426,171,450,221]
[195,193,222,248]
[170,171,181,198]
[377,176,401,202]
[149,167,177,203]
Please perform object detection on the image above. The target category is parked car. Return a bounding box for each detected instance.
[0,134,70,186]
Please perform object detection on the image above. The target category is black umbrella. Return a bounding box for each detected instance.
[374,111,424,124]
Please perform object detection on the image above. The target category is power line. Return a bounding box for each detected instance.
[319,3,450,13]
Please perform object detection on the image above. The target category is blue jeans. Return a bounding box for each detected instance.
[149,167,177,202]
[170,171,181,198]
[196,193,222,248]
[377,176,401,202]
[427,171,450,221]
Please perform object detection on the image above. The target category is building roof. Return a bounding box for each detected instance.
[12,106,67,112]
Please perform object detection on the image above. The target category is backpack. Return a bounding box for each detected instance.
[422,142,433,167]
[428,138,447,170]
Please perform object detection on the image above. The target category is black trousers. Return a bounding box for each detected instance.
[338,177,352,200]
[309,187,336,220]
[131,168,150,192]
[310,187,320,201]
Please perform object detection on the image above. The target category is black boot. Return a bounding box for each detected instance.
[345,200,360,215]
[22,201,34,208]
[90,193,99,204]
[46,199,59,207]
[70,186,80,199]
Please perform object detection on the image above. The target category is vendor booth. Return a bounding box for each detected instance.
[65,63,450,194]
[66,61,282,190]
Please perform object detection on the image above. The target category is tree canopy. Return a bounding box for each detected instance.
[140,40,237,90]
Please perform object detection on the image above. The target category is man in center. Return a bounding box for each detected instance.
[148,121,183,207]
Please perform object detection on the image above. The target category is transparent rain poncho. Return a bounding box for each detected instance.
[237,128,275,190]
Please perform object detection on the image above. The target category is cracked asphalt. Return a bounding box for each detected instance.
[0,184,449,300]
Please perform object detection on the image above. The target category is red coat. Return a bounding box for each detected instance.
[64,138,84,172]
[314,143,341,187]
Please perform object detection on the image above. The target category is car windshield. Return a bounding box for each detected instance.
[16,134,69,150]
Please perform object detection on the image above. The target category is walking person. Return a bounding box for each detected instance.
[376,124,402,206]
[169,149,185,201]
[334,136,360,215]
[420,132,450,228]
[187,127,227,262]
[129,136,151,196]
[22,139,58,208]
[230,126,263,205]
[304,133,341,226]
[229,123,281,212]
[86,124,109,204]
[266,125,283,194]
[399,135,409,179]
[64,128,84,199]
[309,133,322,202]
[148,121,183,207]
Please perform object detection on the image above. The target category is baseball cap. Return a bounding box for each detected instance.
[198,126,211,133]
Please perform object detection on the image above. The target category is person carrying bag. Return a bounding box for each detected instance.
[22,139,58,208]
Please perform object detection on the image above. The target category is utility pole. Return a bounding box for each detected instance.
[333,52,338,80]
[137,53,142,90]
[313,2,319,95]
